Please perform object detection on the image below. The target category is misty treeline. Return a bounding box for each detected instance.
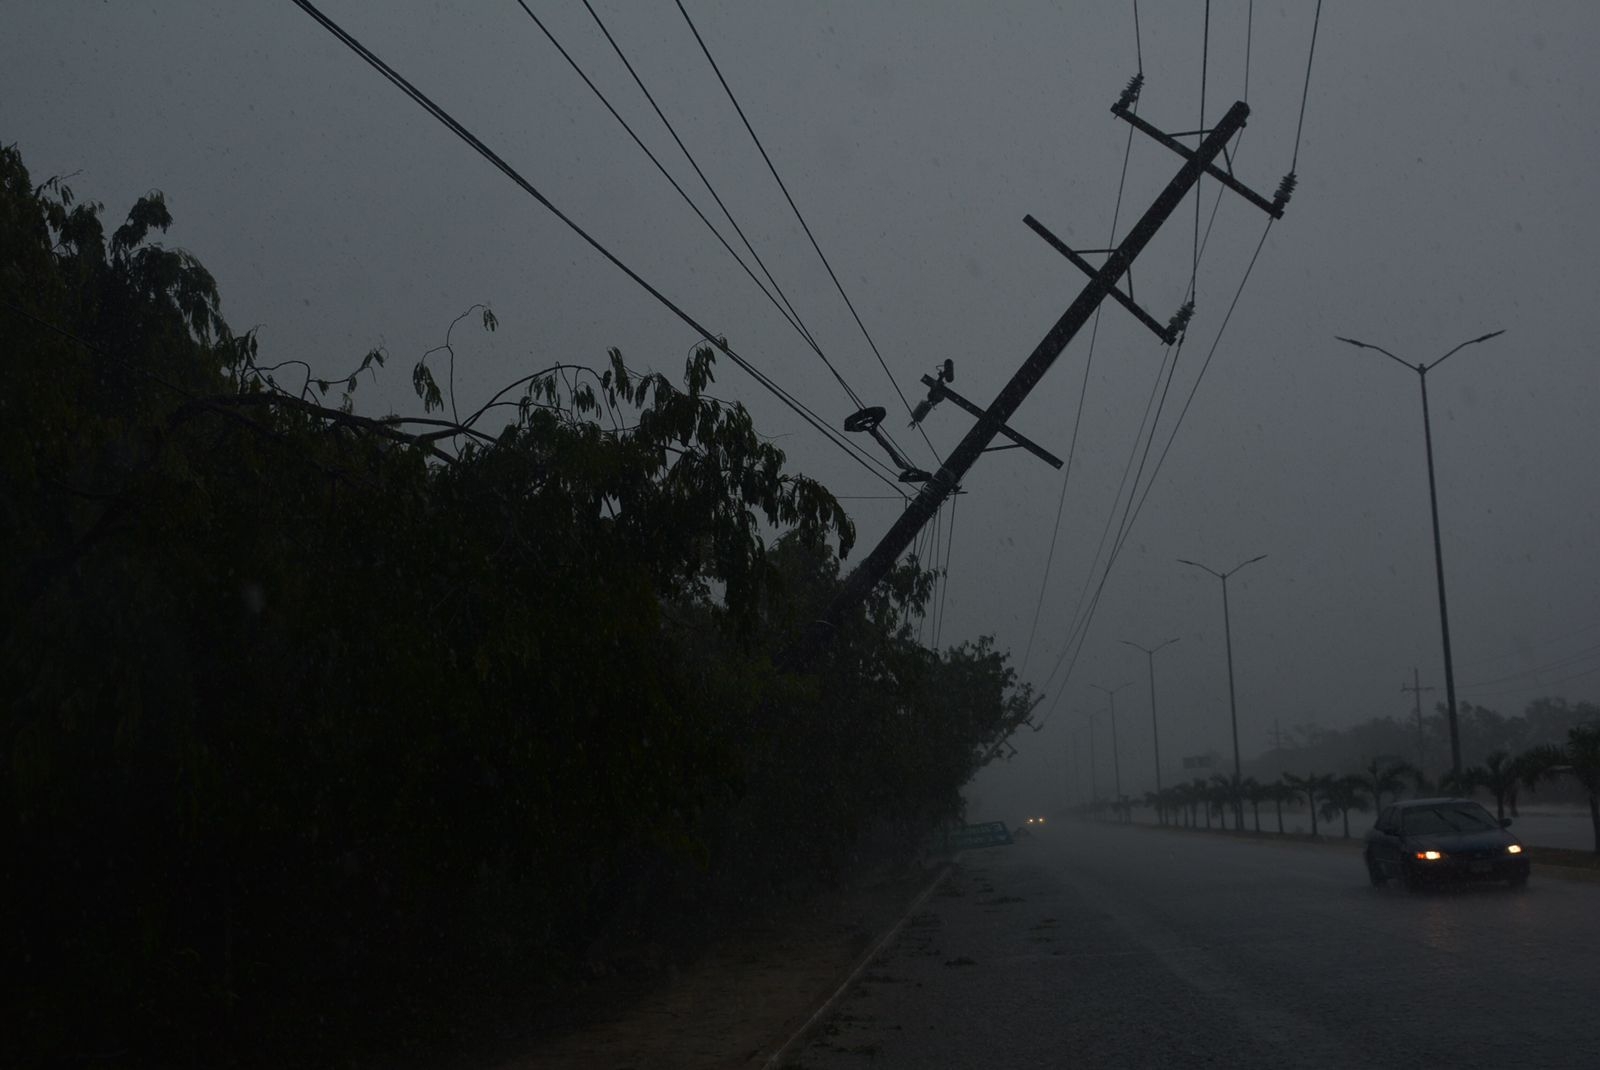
[1103,698,1600,849]
[1246,696,1600,801]
[0,145,1033,1064]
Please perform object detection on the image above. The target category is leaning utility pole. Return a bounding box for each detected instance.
[1402,668,1434,773]
[794,88,1287,663]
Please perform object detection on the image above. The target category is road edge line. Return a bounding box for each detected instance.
[762,859,956,1068]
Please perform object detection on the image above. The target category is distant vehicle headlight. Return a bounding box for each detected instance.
[1415,850,1443,861]
[1507,844,1523,854]
[1037,817,1046,824]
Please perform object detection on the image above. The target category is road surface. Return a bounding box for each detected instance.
[795,821,1600,1068]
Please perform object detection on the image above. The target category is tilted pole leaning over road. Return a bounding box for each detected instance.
[794,99,1266,664]
[1333,330,1504,778]
[1178,555,1267,831]
[1119,637,1180,801]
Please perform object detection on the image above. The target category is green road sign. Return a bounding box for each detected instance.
[940,821,1015,852]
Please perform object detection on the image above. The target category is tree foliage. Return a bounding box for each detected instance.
[0,145,1032,1065]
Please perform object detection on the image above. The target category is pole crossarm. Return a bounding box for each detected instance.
[1111,101,1286,219]
[918,375,1063,468]
[1023,215,1181,344]
[790,99,1253,667]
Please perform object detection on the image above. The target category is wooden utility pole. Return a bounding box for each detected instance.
[795,93,1285,663]
[1402,668,1434,773]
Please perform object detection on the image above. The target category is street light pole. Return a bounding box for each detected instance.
[1086,716,1100,804]
[1334,329,1505,778]
[1119,637,1180,817]
[1090,681,1134,819]
[1178,554,1267,831]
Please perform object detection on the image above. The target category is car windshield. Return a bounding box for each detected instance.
[1401,805,1499,836]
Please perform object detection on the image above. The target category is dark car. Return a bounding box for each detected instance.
[1363,798,1530,890]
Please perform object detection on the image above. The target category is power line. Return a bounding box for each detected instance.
[1019,11,1147,679]
[1132,0,1144,75]
[1291,0,1324,172]
[1459,661,1600,701]
[673,0,941,468]
[1194,0,1210,297]
[286,0,906,496]
[1458,640,1600,691]
[1039,332,1186,698]
[564,0,868,411]
[511,0,851,403]
[1036,0,1322,703]
[1042,218,1274,709]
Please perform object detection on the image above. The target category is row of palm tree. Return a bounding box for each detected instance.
[1105,724,1600,852]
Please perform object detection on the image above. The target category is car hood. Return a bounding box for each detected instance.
[1405,829,1517,853]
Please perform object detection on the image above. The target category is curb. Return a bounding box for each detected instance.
[762,860,956,1068]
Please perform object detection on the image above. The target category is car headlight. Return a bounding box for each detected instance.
[1507,844,1523,855]
[1414,850,1443,861]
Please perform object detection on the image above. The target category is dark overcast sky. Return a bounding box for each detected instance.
[6,2,1598,811]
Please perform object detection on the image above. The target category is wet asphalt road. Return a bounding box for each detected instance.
[795,821,1600,1069]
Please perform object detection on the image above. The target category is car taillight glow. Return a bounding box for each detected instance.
[1415,850,1443,861]
[1507,844,1523,854]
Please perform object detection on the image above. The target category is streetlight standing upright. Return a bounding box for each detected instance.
[1085,716,1100,804]
[1177,554,1267,830]
[1334,329,1505,779]
[1089,681,1134,817]
[1119,637,1180,807]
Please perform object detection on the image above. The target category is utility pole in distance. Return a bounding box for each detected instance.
[792,91,1288,665]
[1090,681,1134,818]
[1402,668,1434,774]
[1119,637,1180,805]
[1334,329,1505,778]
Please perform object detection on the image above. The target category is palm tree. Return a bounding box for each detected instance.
[1209,774,1236,831]
[1522,726,1600,854]
[1241,777,1265,832]
[1361,757,1420,812]
[1267,780,1291,834]
[1437,766,1476,798]
[1192,778,1212,829]
[1463,750,1524,823]
[1282,772,1330,837]
[1319,774,1371,838]
[1142,790,1162,825]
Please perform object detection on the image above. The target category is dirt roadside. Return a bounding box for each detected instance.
[488,863,948,1070]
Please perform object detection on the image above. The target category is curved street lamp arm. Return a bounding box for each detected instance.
[1335,334,1414,373]
[1426,329,1505,373]
[1119,637,1182,656]
[1228,552,1269,576]
[1177,557,1223,579]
